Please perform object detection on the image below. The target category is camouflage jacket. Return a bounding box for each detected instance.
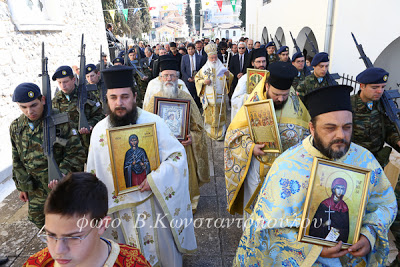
[10,114,86,192]
[135,66,153,107]
[296,74,337,102]
[292,69,307,90]
[351,93,400,166]
[52,86,104,131]
[267,54,279,64]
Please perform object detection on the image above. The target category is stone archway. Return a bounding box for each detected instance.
[375,36,400,91]
[261,27,269,45]
[296,27,319,58]
[274,27,286,47]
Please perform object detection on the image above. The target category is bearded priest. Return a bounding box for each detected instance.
[195,42,233,140]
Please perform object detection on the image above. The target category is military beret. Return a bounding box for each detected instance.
[267,61,298,90]
[260,44,265,49]
[12,83,42,103]
[276,46,289,54]
[311,52,329,66]
[118,50,125,58]
[112,57,124,65]
[128,48,135,54]
[52,66,73,81]
[101,52,107,57]
[85,64,97,74]
[101,65,134,89]
[356,67,389,84]
[159,55,179,72]
[169,42,177,47]
[266,41,275,48]
[292,52,304,61]
[304,85,353,118]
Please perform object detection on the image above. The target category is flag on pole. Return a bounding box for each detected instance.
[216,1,223,12]
[230,0,237,12]
[177,4,183,15]
[149,6,156,11]
[122,9,128,21]
[109,10,115,21]
[133,8,140,15]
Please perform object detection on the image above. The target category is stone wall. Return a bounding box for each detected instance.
[0,0,109,179]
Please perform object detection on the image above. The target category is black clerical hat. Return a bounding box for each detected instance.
[250,48,267,62]
[101,65,134,89]
[304,85,353,118]
[267,61,298,90]
[159,55,179,72]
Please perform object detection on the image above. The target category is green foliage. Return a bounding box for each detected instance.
[195,0,200,32]
[101,0,130,36]
[239,0,246,29]
[185,0,194,33]
[101,0,151,40]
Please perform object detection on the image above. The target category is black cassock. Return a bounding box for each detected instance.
[308,196,349,243]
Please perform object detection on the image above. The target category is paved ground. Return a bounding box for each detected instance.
[0,109,399,266]
[0,130,243,267]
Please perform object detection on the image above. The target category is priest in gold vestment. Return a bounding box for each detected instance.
[224,62,310,220]
[143,55,210,213]
[195,43,233,140]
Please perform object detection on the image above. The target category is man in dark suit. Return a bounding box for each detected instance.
[218,41,229,66]
[144,47,158,75]
[181,43,206,109]
[195,40,207,57]
[152,48,167,78]
[169,42,182,74]
[229,42,249,100]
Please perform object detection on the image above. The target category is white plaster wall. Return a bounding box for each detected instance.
[246,0,329,50]
[0,0,109,180]
[246,0,400,87]
[329,0,400,78]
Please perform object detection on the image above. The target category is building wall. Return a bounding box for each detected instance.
[246,0,400,88]
[0,0,108,179]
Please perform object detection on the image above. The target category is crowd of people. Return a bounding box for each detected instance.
[7,28,400,266]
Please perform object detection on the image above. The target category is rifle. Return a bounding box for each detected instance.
[305,32,318,54]
[290,31,301,54]
[274,35,282,48]
[290,31,311,76]
[305,32,339,85]
[77,34,96,130]
[125,44,146,79]
[351,32,400,133]
[123,41,140,87]
[262,34,267,45]
[269,34,274,43]
[40,42,69,182]
[99,46,107,114]
[351,32,373,68]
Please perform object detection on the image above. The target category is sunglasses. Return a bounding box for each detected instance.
[238,47,246,49]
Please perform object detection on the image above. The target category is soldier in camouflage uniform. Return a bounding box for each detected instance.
[297,52,337,103]
[126,48,151,108]
[266,41,279,65]
[85,63,107,115]
[10,83,86,228]
[291,52,308,90]
[350,68,400,266]
[52,66,104,156]
[276,46,290,62]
